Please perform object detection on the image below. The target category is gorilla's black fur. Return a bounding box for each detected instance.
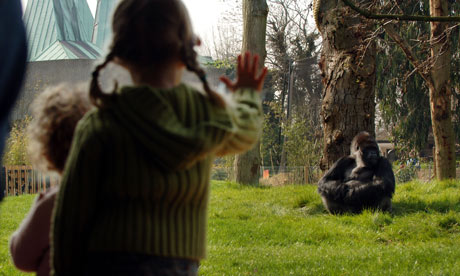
[317,132,395,214]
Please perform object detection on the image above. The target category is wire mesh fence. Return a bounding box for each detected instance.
[392,162,460,183]
[213,162,460,185]
[1,162,458,198]
[211,166,322,185]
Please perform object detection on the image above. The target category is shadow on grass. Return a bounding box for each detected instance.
[294,200,326,215]
[307,200,460,217]
[392,199,460,215]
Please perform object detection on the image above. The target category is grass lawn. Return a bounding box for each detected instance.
[1,180,460,275]
[0,195,35,275]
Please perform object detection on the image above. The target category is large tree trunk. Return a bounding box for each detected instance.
[317,0,377,171]
[428,0,456,179]
[234,0,268,185]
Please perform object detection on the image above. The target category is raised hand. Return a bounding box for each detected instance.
[219,52,268,92]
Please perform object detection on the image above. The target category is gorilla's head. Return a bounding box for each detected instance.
[351,131,380,168]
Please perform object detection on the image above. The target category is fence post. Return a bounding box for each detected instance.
[14,167,18,196]
[6,167,11,196]
[304,165,309,185]
[0,166,5,199]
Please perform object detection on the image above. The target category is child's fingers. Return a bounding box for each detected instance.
[257,67,268,82]
[244,52,251,72]
[251,54,259,75]
[237,54,243,75]
[257,67,268,91]
[219,76,235,90]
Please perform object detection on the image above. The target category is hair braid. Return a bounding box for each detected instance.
[182,44,225,108]
[90,53,117,107]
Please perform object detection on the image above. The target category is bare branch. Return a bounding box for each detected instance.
[341,0,460,22]
[381,22,432,86]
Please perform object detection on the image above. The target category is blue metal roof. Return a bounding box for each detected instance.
[24,0,98,61]
[92,0,119,48]
[23,0,210,64]
[32,40,102,61]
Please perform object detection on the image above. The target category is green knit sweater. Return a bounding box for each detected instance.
[51,83,262,275]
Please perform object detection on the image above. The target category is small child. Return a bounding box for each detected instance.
[51,0,267,275]
[9,84,92,276]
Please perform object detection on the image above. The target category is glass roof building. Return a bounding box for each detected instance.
[23,0,118,61]
[12,0,218,121]
[92,0,119,49]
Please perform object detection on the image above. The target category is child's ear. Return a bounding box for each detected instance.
[177,60,186,69]
[113,57,125,66]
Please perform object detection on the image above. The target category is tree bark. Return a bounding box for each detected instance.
[234,0,268,185]
[317,0,377,171]
[340,0,460,22]
[334,0,456,179]
[428,0,456,179]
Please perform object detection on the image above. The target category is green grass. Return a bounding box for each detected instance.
[2,180,460,275]
[0,195,35,275]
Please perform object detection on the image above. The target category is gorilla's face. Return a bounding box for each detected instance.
[362,146,380,167]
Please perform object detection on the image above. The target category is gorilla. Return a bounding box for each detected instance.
[317,132,395,214]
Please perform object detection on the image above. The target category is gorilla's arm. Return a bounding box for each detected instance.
[374,157,395,195]
[343,157,395,206]
[318,157,356,201]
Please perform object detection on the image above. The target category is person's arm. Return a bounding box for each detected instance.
[111,52,267,171]
[51,116,102,276]
[213,52,267,156]
[9,188,57,272]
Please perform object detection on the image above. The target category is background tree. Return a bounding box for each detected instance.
[341,0,459,179]
[314,0,377,171]
[201,1,242,61]
[209,0,323,183]
[233,0,269,185]
[375,0,460,160]
[265,0,322,172]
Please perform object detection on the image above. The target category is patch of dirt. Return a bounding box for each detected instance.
[260,173,295,187]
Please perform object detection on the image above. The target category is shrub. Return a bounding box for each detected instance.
[395,164,418,183]
[2,117,31,166]
[211,167,230,181]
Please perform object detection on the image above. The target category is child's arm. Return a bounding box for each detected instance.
[169,52,267,168]
[51,117,102,276]
[9,188,56,273]
[107,52,267,171]
[204,52,268,156]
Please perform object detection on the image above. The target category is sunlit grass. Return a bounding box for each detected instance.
[202,180,460,275]
[1,180,460,275]
[0,195,35,275]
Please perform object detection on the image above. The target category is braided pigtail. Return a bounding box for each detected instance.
[181,43,226,108]
[90,52,117,107]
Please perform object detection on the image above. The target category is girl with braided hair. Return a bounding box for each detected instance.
[51,0,267,275]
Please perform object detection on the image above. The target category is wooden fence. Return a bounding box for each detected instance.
[1,166,60,197]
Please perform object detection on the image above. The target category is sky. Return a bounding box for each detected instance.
[20,0,223,40]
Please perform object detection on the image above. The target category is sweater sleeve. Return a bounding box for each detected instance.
[112,85,263,171]
[171,87,263,168]
[213,88,263,156]
[50,116,102,276]
[9,188,56,273]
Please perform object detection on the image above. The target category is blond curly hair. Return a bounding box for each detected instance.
[28,83,92,173]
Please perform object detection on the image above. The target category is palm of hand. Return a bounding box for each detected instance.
[220,52,268,92]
